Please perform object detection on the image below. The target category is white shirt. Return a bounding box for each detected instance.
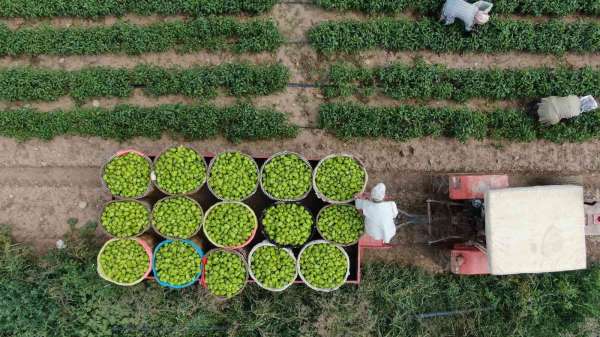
[355,199,399,243]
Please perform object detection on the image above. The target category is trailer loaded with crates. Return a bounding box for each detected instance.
[97,146,378,297]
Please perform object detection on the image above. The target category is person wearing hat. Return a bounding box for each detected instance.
[355,183,399,244]
[441,0,493,32]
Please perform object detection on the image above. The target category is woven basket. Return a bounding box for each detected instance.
[260,202,315,249]
[312,153,368,204]
[297,240,350,292]
[99,199,152,238]
[201,248,249,299]
[248,241,298,292]
[97,236,154,286]
[100,149,154,199]
[207,151,259,202]
[259,151,313,202]
[203,201,258,249]
[151,195,204,240]
[152,146,207,196]
[315,204,364,247]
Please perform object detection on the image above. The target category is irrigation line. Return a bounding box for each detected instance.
[287,83,319,88]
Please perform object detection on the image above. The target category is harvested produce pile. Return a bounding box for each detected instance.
[154,240,202,287]
[102,152,151,198]
[319,102,600,143]
[98,239,149,284]
[0,104,298,143]
[155,146,206,195]
[101,201,149,238]
[309,18,600,54]
[314,0,600,16]
[299,242,348,289]
[205,250,247,298]
[314,155,366,202]
[0,17,283,56]
[323,63,600,101]
[0,63,289,102]
[250,245,297,290]
[208,152,258,200]
[261,153,312,200]
[204,202,257,247]
[153,197,202,239]
[262,203,313,246]
[317,205,364,244]
[0,0,278,17]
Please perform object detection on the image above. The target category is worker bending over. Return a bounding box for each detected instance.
[355,183,398,244]
[441,0,493,31]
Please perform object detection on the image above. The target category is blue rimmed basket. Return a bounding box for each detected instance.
[152,239,204,289]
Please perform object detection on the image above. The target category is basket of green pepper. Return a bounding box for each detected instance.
[153,146,207,195]
[248,241,297,291]
[152,239,204,289]
[203,201,258,249]
[316,204,365,246]
[100,200,151,238]
[101,149,153,199]
[313,154,367,204]
[97,237,153,286]
[152,196,204,240]
[297,240,350,292]
[202,249,248,299]
[207,151,259,201]
[260,151,312,202]
[261,202,314,249]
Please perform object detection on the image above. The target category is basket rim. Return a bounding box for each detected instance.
[151,239,205,289]
[97,237,153,286]
[297,240,350,292]
[152,145,208,196]
[203,201,258,249]
[151,195,204,240]
[260,202,315,249]
[202,248,249,299]
[312,153,368,204]
[259,151,313,202]
[206,150,259,202]
[99,199,152,238]
[100,149,154,199]
[315,204,365,247]
[247,241,298,292]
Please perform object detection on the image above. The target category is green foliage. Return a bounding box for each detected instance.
[102,153,151,198]
[0,0,278,17]
[0,104,299,143]
[204,202,257,247]
[152,197,202,239]
[0,225,599,336]
[315,156,366,201]
[98,239,148,284]
[101,201,150,238]
[0,17,284,56]
[323,62,600,101]
[205,250,247,298]
[154,240,202,286]
[208,152,259,200]
[299,242,348,289]
[261,153,312,200]
[314,0,600,16]
[308,18,600,54]
[317,205,364,244]
[262,203,313,246]
[0,63,289,103]
[155,146,206,195]
[250,245,296,290]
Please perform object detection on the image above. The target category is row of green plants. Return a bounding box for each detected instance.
[0,63,289,102]
[0,17,283,56]
[319,102,600,143]
[0,104,298,143]
[314,0,600,16]
[308,18,600,54]
[0,0,277,17]
[322,62,600,101]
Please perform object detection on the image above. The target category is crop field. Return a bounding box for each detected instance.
[0,0,600,336]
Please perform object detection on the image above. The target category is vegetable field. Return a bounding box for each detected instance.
[1,0,600,335]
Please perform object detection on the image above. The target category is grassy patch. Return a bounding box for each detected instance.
[0,224,598,337]
[0,104,298,143]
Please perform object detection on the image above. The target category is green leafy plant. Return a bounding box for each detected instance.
[262,203,313,246]
[205,250,247,298]
[317,205,364,244]
[314,0,600,16]
[315,155,366,202]
[101,201,149,237]
[208,152,258,200]
[262,153,312,200]
[250,245,296,290]
[152,197,202,239]
[0,104,298,143]
[299,242,348,289]
[155,146,206,195]
[154,240,202,286]
[204,202,257,247]
[102,152,151,198]
[0,0,278,17]
[98,239,148,284]
[0,17,283,56]
[308,18,600,54]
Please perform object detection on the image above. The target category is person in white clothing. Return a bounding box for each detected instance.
[355,183,399,244]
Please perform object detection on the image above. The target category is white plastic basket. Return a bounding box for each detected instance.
[248,241,298,292]
[207,151,259,202]
[312,153,368,204]
[297,240,350,292]
[152,146,207,196]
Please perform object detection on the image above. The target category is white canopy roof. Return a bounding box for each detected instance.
[485,185,586,275]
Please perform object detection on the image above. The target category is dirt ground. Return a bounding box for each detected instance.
[1,3,600,272]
